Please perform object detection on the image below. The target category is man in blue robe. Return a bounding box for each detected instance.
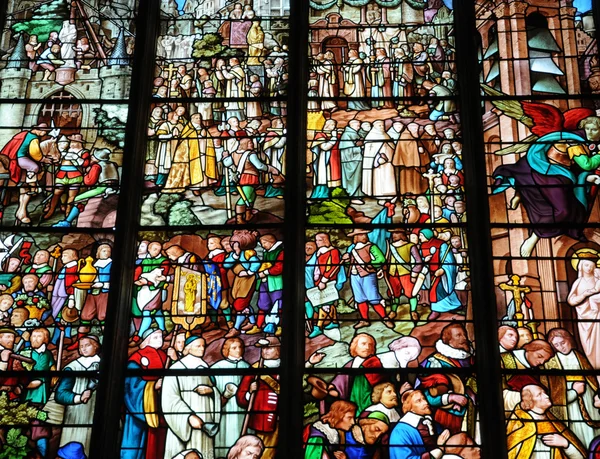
[121,329,167,459]
[389,389,449,459]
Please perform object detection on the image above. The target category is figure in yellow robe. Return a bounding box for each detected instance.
[506,385,586,459]
[164,115,217,193]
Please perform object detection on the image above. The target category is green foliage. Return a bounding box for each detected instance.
[93,108,126,149]
[168,201,201,226]
[0,392,45,426]
[191,33,243,60]
[307,187,353,225]
[11,0,69,42]
[0,428,30,459]
[14,293,49,310]
[335,299,354,314]
[153,193,181,217]
[303,402,319,419]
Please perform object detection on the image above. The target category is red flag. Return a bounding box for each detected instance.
[19,241,32,265]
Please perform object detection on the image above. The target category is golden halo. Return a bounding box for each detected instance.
[571,248,600,271]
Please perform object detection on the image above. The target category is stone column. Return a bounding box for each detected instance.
[534,238,560,331]
[508,1,530,96]
[559,6,582,102]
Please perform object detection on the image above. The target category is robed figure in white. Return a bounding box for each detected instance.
[361,120,396,197]
[162,337,221,459]
[567,256,600,369]
[55,337,102,455]
[211,339,250,458]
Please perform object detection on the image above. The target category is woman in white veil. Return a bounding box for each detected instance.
[567,251,600,370]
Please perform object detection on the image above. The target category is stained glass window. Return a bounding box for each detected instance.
[0,1,599,459]
[0,0,137,457]
[478,0,600,457]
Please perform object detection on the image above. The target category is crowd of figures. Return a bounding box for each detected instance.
[13,23,134,82]
[145,0,289,225]
[302,321,600,459]
[307,118,464,216]
[307,33,456,120]
[0,233,112,459]
[123,230,286,459]
[0,126,121,227]
[303,226,467,340]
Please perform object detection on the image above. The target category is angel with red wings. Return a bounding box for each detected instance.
[488,94,600,257]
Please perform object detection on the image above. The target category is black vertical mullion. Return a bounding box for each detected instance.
[278,0,309,455]
[454,2,507,459]
[88,1,160,457]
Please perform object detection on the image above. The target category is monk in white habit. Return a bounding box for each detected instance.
[162,336,221,459]
[221,58,246,120]
[361,120,396,198]
[55,335,101,455]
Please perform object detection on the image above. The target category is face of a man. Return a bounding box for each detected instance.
[79,338,97,357]
[5,259,18,273]
[410,392,431,416]
[30,330,46,349]
[22,276,38,292]
[148,243,162,258]
[585,123,600,142]
[305,242,316,256]
[380,385,398,408]
[362,420,388,445]
[98,246,111,259]
[171,333,184,352]
[518,328,533,347]
[530,386,552,412]
[336,411,355,431]
[0,332,15,349]
[187,339,205,358]
[261,239,274,251]
[449,327,470,352]
[62,251,77,264]
[33,251,49,265]
[262,345,280,360]
[239,446,262,459]
[207,238,220,251]
[147,332,164,349]
[10,310,27,326]
[526,349,551,367]
[500,329,518,351]
[228,341,243,359]
[551,336,572,355]
[315,234,328,248]
[355,337,374,358]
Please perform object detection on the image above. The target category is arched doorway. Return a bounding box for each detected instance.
[321,36,348,64]
[37,90,83,134]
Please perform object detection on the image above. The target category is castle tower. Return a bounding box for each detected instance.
[0,33,32,145]
[99,28,132,99]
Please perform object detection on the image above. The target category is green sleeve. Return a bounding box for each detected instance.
[573,153,600,171]
[370,245,386,268]
[305,436,325,459]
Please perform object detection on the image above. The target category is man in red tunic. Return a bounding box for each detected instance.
[308,232,343,338]
[0,328,24,400]
[0,123,52,224]
[237,337,280,459]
